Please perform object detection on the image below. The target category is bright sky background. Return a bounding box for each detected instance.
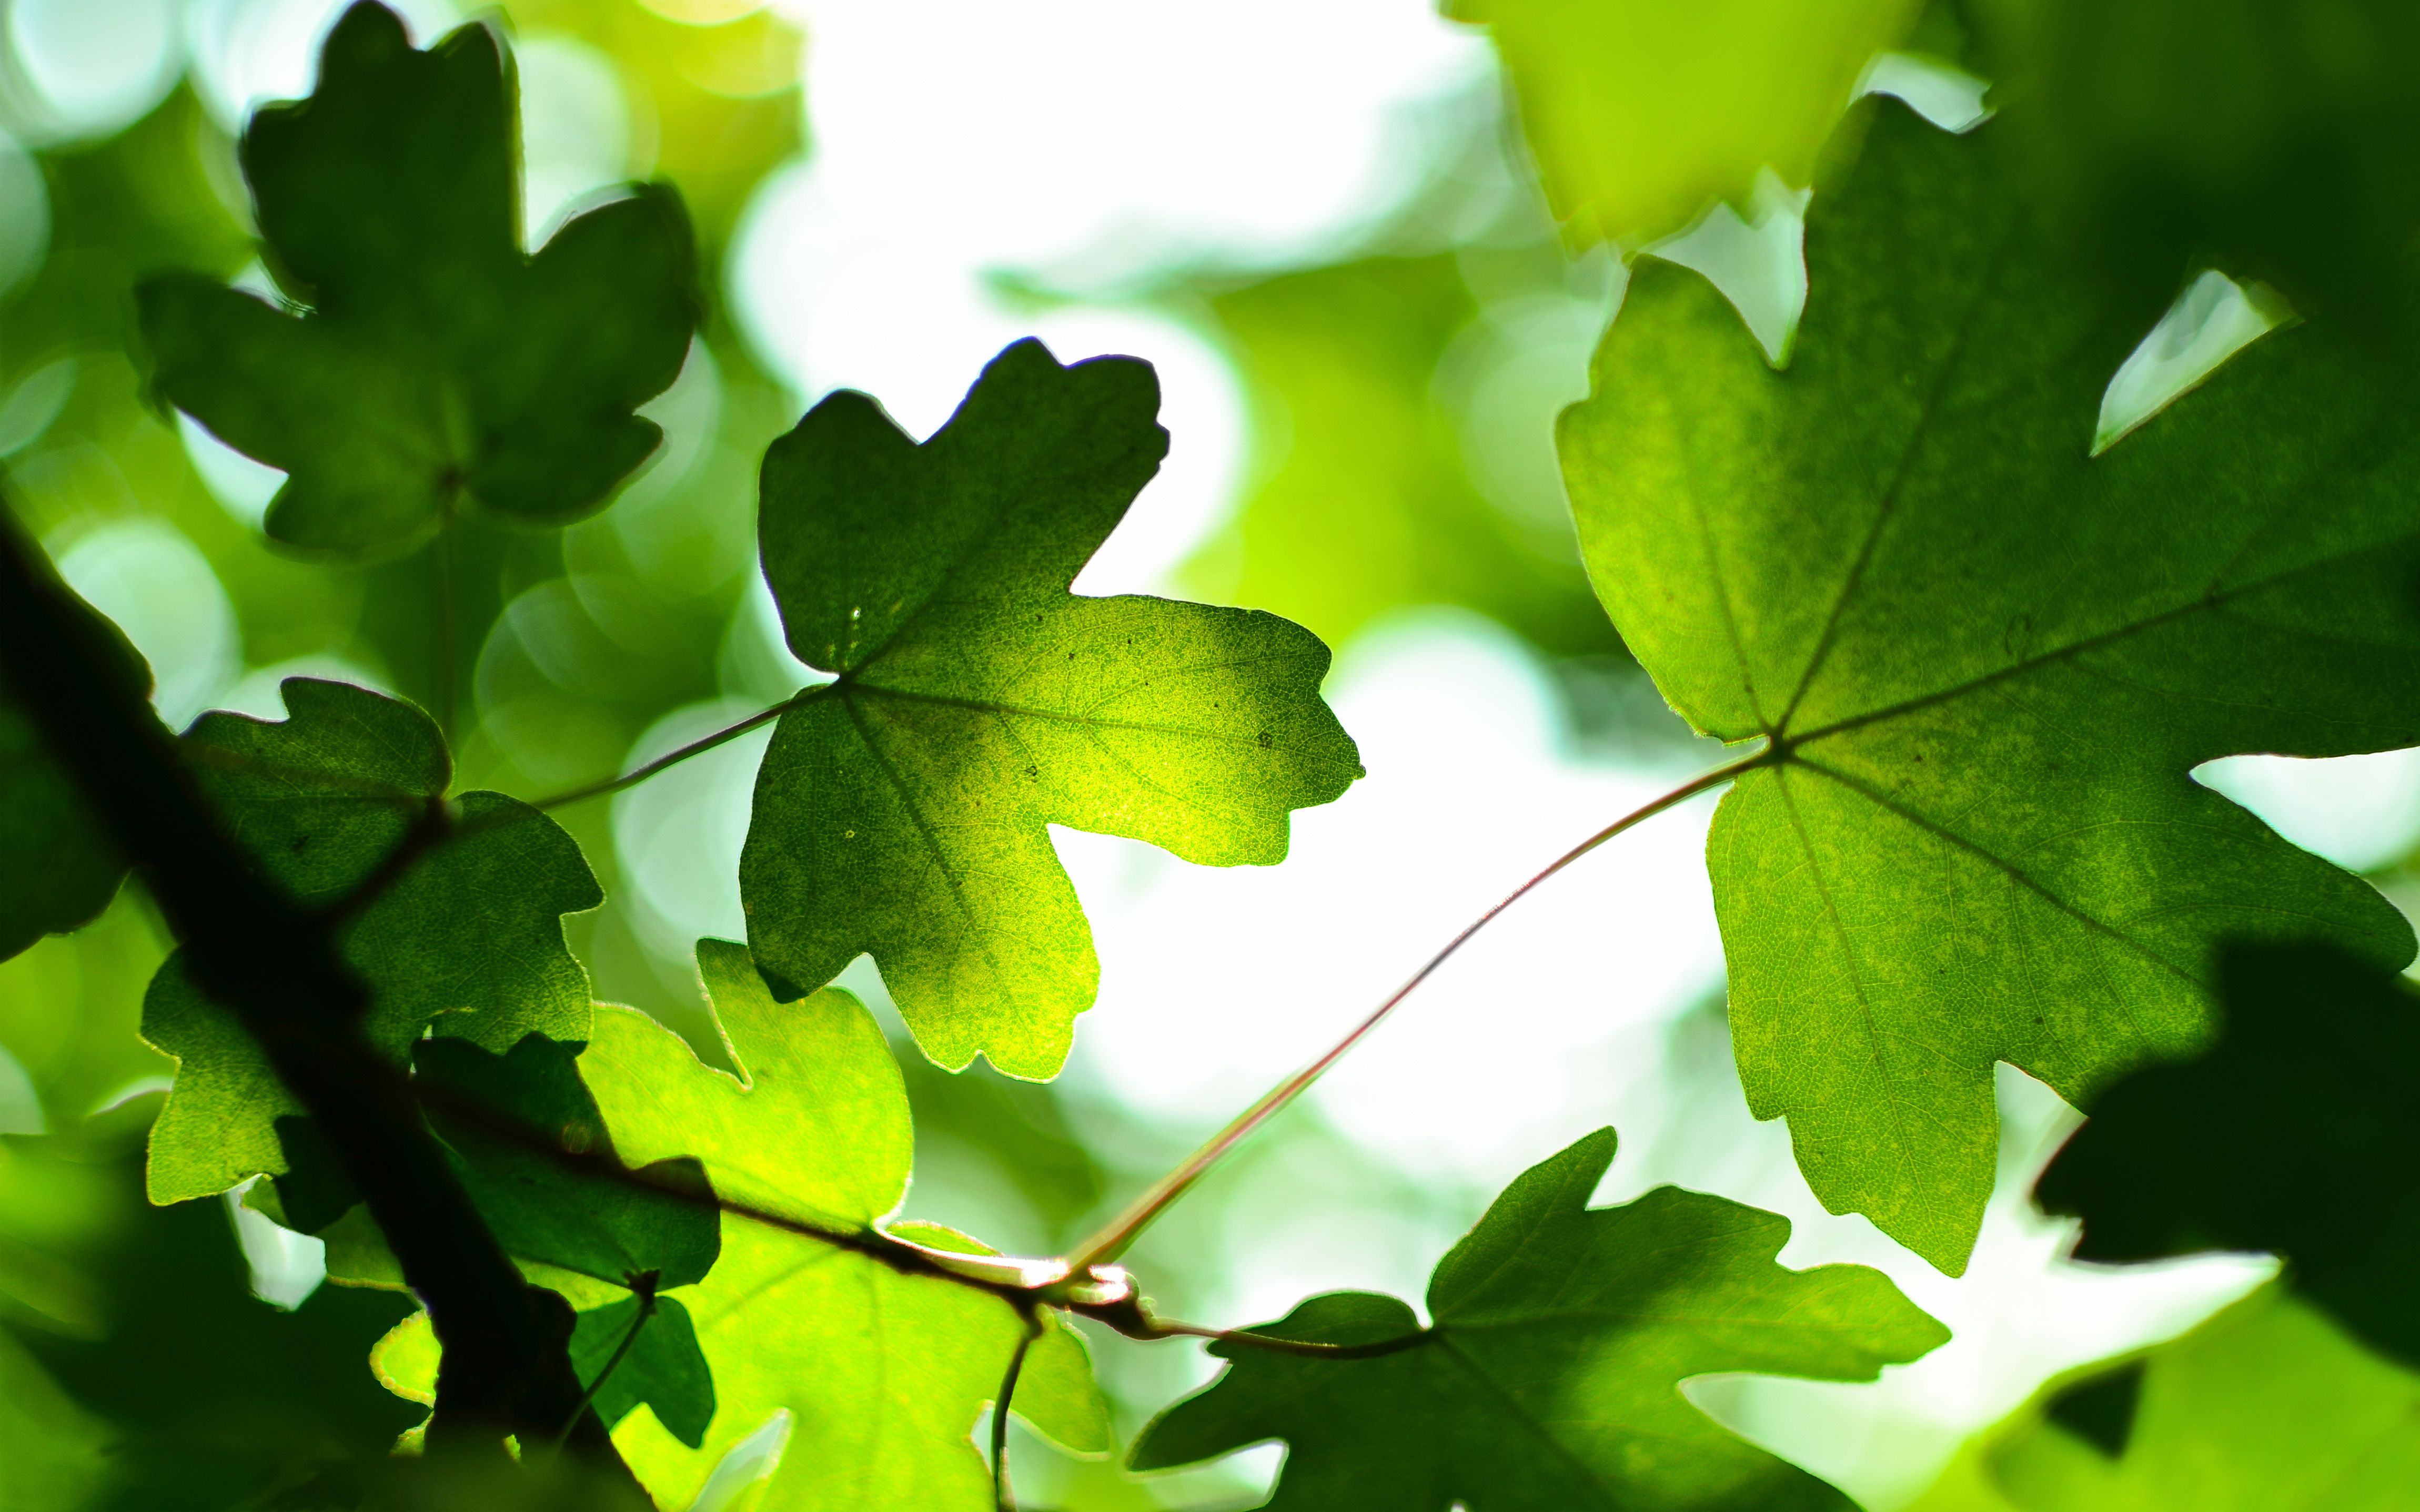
[7,1,2419,1505]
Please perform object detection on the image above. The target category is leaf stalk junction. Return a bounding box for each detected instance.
[18,584,1760,1504]
[394,732,1770,1502]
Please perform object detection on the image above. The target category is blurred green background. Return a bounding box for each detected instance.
[7,1,2420,1509]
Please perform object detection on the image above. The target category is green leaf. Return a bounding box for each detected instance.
[0,1324,112,1510]
[0,697,124,964]
[1559,102,2420,1273]
[6,1143,422,1507]
[1130,1127,1946,1510]
[571,1296,717,1450]
[2035,941,2420,1367]
[371,1295,721,1451]
[135,1,697,557]
[740,339,1362,1078]
[1969,0,2420,330]
[142,678,600,1202]
[1905,1283,2420,1511]
[1450,0,1922,244]
[571,939,1110,1510]
[0,574,148,964]
[415,1032,719,1293]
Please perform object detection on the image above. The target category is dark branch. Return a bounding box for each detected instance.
[0,499,634,1482]
[991,1312,1042,1512]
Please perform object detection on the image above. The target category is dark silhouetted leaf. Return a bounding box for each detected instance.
[2,1142,420,1510]
[0,563,147,963]
[136,1,697,556]
[414,1032,718,1292]
[740,339,1362,1078]
[2036,942,2420,1366]
[1130,1127,1946,1510]
[570,1295,717,1450]
[1972,0,2420,331]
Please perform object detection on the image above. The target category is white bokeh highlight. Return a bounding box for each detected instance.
[53,515,241,730]
[2201,748,2420,875]
[733,0,1493,595]
[185,0,461,133]
[3,0,182,143]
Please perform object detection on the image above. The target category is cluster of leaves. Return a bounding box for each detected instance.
[11,0,2420,1508]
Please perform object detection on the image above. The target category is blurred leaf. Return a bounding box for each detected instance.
[0,564,144,963]
[415,1033,719,1292]
[3,1139,420,1510]
[1130,1127,1945,1509]
[892,1050,1106,1244]
[135,2,698,556]
[0,892,170,1136]
[1971,0,2420,330]
[1905,1283,2420,1510]
[277,1430,658,1511]
[1192,253,1621,658]
[740,339,1362,1078]
[1561,103,2420,1273]
[1451,0,1921,243]
[0,1325,112,1511]
[499,1,805,258]
[143,679,600,1202]
[2036,942,2420,1366]
[570,939,1107,1510]
[0,86,252,370]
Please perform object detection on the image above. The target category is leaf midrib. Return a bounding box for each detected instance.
[1771,212,2024,737]
[1432,1332,1627,1508]
[1776,484,2420,755]
[845,679,1294,753]
[838,693,1019,1009]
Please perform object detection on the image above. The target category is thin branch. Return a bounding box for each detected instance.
[527,685,829,812]
[1125,1316,1429,1362]
[1067,743,1774,1271]
[405,1062,1423,1361]
[268,734,1768,1415]
[992,1311,1042,1512]
[0,497,635,1483]
[325,685,825,924]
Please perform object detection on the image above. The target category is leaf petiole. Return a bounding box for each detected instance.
[528,684,834,812]
[1065,742,1773,1272]
[550,1284,658,1454]
[990,1311,1042,1512]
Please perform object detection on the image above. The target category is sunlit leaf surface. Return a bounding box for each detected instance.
[741,339,1362,1078]
[574,940,1109,1510]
